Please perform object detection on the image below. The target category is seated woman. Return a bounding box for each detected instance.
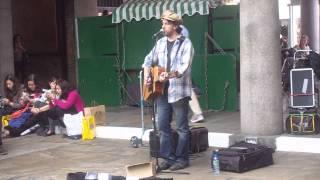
[0,74,25,152]
[3,75,55,137]
[24,74,42,103]
[45,80,84,135]
[38,76,59,103]
[0,74,25,118]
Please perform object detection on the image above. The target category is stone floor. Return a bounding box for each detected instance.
[1,135,320,180]
[1,106,320,179]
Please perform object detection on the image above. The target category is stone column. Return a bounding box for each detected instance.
[240,0,282,135]
[301,0,320,53]
[0,0,14,95]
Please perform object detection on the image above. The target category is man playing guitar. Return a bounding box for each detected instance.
[142,10,194,171]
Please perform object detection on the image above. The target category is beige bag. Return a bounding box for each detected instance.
[83,105,106,125]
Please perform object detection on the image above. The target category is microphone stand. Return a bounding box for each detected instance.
[151,92,160,173]
[149,33,160,173]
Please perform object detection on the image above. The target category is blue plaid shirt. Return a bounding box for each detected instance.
[142,36,194,103]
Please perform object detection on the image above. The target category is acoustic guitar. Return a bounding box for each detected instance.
[143,66,165,101]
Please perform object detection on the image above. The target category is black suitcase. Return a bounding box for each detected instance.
[66,172,86,180]
[149,126,208,157]
[67,172,126,180]
[189,126,208,153]
[218,142,274,173]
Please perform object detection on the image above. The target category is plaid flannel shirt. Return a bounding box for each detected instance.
[142,36,194,103]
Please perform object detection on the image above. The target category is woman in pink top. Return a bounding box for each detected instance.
[46,80,84,135]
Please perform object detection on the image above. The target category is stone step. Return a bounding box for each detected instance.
[96,126,320,153]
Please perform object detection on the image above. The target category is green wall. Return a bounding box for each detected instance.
[122,19,160,69]
[78,57,121,106]
[207,54,237,111]
[77,16,121,106]
[76,5,240,110]
[77,16,118,58]
[212,5,240,54]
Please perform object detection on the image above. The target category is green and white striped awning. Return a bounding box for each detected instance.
[112,0,221,23]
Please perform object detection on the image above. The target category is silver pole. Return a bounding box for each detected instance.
[289,4,294,47]
[139,70,145,139]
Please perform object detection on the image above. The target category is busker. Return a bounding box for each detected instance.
[142,10,194,171]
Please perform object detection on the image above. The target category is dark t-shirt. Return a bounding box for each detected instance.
[166,40,175,72]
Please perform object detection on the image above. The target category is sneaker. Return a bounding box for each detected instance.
[169,161,189,171]
[0,145,8,155]
[157,161,171,171]
[190,114,204,123]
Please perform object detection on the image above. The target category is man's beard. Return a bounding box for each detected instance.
[165,30,175,38]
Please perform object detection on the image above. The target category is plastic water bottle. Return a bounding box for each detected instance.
[212,149,220,175]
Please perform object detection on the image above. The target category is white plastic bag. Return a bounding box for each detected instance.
[63,111,83,136]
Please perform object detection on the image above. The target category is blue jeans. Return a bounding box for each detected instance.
[157,93,190,165]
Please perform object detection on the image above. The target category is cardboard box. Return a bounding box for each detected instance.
[125,162,155,179]
[83,105,106,125]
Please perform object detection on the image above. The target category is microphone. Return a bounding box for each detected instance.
[152,29,164,38]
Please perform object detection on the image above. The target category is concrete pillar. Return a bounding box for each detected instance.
[74,0,97,17]
[240,0,282,136]
[301,0,320,53]
[65,0,76,86]
[68,0,97,86]
[0,0,14,95]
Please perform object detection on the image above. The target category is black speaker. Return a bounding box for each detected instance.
[149,130,178,158]
[290,68,315,108]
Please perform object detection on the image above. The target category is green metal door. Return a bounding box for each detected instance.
[78,57,120,106]
[212,5,240,56]
[77,16,118,58]
[206,54,237,111]
[76,16,121,106]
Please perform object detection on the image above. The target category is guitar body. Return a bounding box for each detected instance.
[143,66,165,101]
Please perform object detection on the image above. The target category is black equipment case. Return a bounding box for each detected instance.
[218,142,274,173]
[189,126,208,153]
[286,110,320,134]
[290,68,315,108]
[149,126,209,157]
[149,130,160,158]
[149,130,178,158]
